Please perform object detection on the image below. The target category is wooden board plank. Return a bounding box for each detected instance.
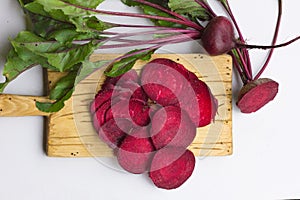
[46,54,233,157]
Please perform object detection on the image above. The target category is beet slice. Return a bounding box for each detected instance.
[102,69,139,90]
[141,59,187,106]
[98,118,133,149]
[150,106,196,149]
[180,78,218,127]
[90,89,114,114]
[237,78,279,113]
[106,99,150,127]
[93,100,113,131]
[149,147,195,190]
[115,80,148,102]
[117,127,155,174]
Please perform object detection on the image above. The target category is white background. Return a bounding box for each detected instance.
[1,0,300,199]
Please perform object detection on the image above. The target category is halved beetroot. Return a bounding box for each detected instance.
[149,147,195,190]
[150,106,196,149]
[141,59,187,106]
[98,118,133,149]
[237,78,279,113]
[117,127,155,174]
[106,99,150,127]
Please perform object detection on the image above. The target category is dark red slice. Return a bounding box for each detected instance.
[117,127,155,174]
[98,118,133,149]
[90,89,113,114]
[149,148,195,190]
[150,106,196,149]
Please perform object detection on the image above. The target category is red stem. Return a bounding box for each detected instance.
[194,0,217,17]
[223,0,252,80]
[62,1,203,30]
[254,0,282,80]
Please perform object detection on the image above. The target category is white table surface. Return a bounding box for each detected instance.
[1,0,300,199]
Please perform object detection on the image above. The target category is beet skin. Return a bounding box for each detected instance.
[149,147,195,190]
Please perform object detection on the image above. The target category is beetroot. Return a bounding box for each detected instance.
[237,78,279,113]
[90,89,113,114]
[150,106,196,149]
[93,100,112,131]
[102,69,139,90]
[114,80,148,102]
[141,59,187,106]
[201,16,235,56]
[180,78,218,127]
[117,127,155,174]
[98,118,133,148]
[106,99,150,127]
[149,147,195,190]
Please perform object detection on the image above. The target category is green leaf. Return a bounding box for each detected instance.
[75,60,109,85]
[168,0,210,20]
[121,0,184,28]
[36,89,73,112]
[63,0,104,8]
[0,49,37,92]
[106,49,154,77]
[42,40,101,72]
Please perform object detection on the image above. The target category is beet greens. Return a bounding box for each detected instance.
[0,0,298,113]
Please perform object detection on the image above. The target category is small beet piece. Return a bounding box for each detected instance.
[237,78,279,113]
[201,16,235,56]
[150,106,196,149]
[117,127,155,174]
[149,147,195,190]
[106,99,150,127]
[115,80,148,102]
[141,59,187,106]
[98,118,133,149]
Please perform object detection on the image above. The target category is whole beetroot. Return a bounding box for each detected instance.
[149,147,195,190]
[150,106,196,149]
[117,127,155,174]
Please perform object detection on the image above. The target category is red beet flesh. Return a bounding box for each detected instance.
[149,148,195,190]
[150,106,196,149]
[117,127,155,174]
[237,78,279,113]
[201,16,235,56]
[90,89,113,114]
[141,59,187,106]
[98,118,132,148]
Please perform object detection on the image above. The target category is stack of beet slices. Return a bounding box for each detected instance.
[90,58,218,189]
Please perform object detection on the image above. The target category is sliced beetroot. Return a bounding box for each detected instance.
[180,78,218,127]
[141,59,187,106]
[93,100,113,131]
[149,147,195,190]
[98,118,133,149]
[114,80,148,102]
[150,106,196,149]
[237,78,279,113]
[102,69,139,90]
[201,16,235,56]
[106,99,150,127]
[117,127,155,174]
[90,89,114,114]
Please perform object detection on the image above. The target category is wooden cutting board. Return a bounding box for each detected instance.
[0,54,232,157]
